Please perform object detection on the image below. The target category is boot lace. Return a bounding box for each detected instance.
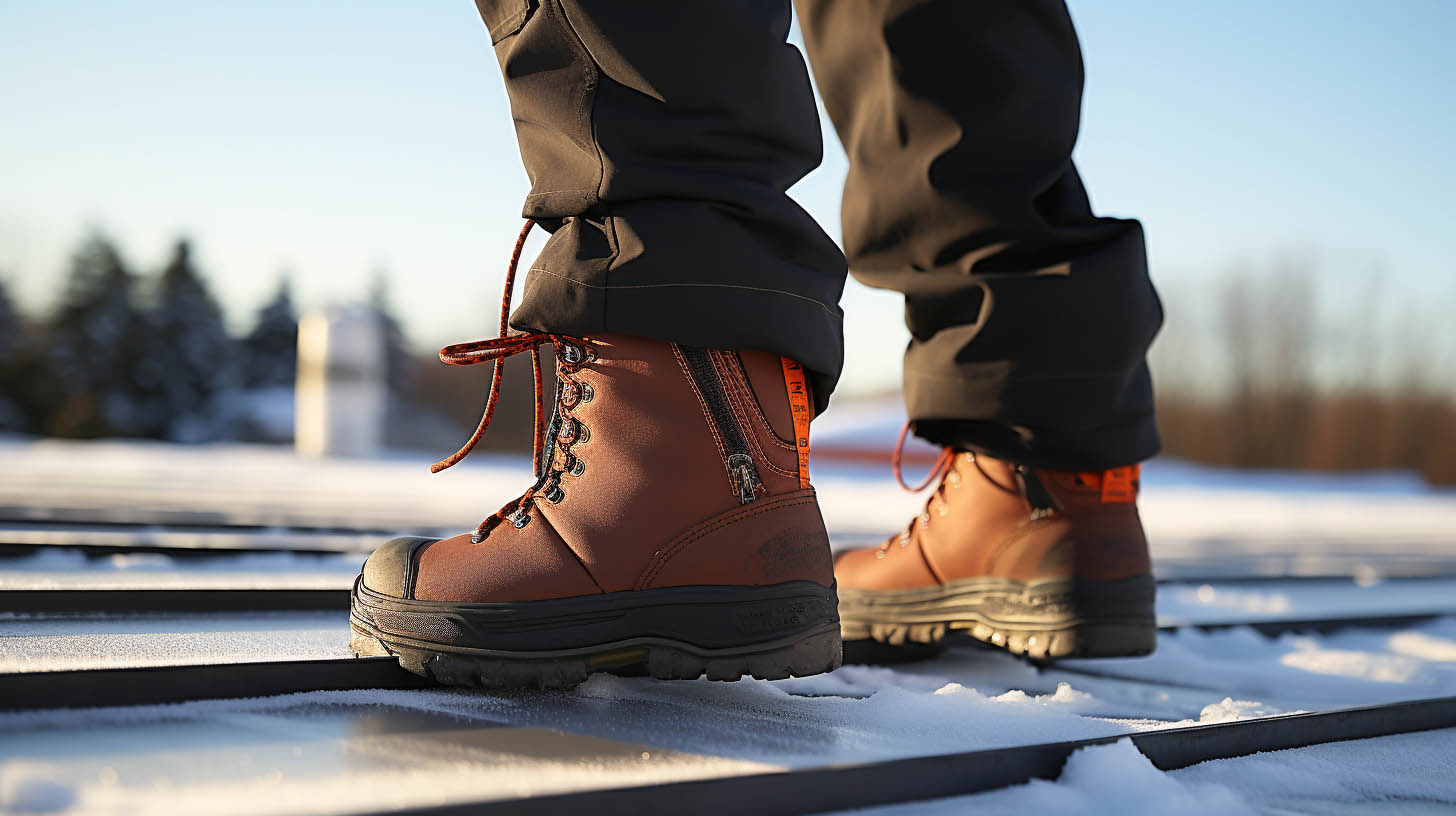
[431,219,594,543]
[880,420,959,558]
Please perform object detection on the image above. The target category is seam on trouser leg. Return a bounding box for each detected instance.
[552,0,608,211]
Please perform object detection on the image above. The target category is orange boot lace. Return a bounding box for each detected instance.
[430,219,595,544]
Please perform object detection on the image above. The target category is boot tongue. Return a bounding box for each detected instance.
[536,388,564,482]
[1014,465,1062,515]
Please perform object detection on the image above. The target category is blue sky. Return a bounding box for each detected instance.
[2,1,1453,394]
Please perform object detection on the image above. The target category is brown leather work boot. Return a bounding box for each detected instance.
[350,227,839,688]
[836,449,1156,660]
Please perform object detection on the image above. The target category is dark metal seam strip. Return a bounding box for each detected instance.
[343,696,1456,816]
[0,588,353,615]
[1166,612,1444,637]
[0,657,431,711]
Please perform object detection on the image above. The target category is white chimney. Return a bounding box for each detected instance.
[294,306,386,457]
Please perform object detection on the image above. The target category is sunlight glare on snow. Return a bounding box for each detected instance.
[1196,698,1286,723]
[1279,641,1427,683]
[1385,632,1456,662]
[1186,583,1293,615]
[849,739,1255,816]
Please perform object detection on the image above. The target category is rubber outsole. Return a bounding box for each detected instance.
[350,621,843,689]
[349,578,843,688]
[838,575,1156,661]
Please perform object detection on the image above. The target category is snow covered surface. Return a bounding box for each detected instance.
[0,612,351,673]
[0,549,362,590]
[1155,577,1456,624]
[4,436,1455,581]
[842,729,1456,815]
[2,432,1456,813]
[2,647,1456,814]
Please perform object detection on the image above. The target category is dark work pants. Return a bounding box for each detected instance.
[473,0,1162,470]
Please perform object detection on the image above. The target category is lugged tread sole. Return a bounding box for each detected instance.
[841,619,1153,660]
[350,622,842,689]
[839,574,1156,661]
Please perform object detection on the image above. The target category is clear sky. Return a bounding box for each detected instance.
[2,1,1453,395]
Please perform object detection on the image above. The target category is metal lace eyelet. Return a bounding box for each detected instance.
[557,418,576,444]
[918,512,930,525]
[947,471,961,488]
[576,424,590,444]
[875,549,887,559]
[566,455,585,477]
[559,381,580,408]
[579,382,594,402]
[898,531,911,548]
[544,484,565,504]
[562,344,583,365]
[510,510,531,529]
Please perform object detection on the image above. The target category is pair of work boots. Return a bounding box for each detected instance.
[350,330,1156,687]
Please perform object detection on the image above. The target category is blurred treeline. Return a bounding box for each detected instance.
[3,238,1453,484]
[0,232,407,442]
[1152,263,1456,486]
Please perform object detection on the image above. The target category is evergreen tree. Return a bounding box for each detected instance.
[369,272,411,400]
[0,277,28,431]
[142,239,236,440]
[45,234,149,437]
[0,276,19,361]
[242,277,299,387]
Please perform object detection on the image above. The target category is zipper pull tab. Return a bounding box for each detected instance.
[727,453,761,504]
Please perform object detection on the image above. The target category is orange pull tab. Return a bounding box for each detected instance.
[1099,465,1140,503]
[780,357,812,488]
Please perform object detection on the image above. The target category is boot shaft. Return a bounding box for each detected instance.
[413,334,833,602]
[920,454,1151,583]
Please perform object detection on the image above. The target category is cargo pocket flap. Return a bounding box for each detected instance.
[474,0,531,44]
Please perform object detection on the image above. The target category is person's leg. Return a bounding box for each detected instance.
[483,0,848,411]
[350,1,847,687]
[796,0,1161,470]
[796,0,1160,659]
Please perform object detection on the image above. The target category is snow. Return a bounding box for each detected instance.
[560,673,1128,765]
[1053,617,1456,710]
[1156,577,1456,624]
[0,771,75,814]
[4,438,1455,583]
[0,693,778,815]
[1,669,1452,814]
[843,729,1456,815]
[2,434,1455,812]
[849,739,1255,816]
[0,612,350,673]
[0,549,361,590]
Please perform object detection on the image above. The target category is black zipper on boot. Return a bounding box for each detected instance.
[678,346,762,504]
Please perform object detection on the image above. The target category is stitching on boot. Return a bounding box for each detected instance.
[711,350,798,480]
[719,351,798,451]
[634,491,820,589]
[636,496,818,589]
[718,354,802,476]
[534,501,608,595]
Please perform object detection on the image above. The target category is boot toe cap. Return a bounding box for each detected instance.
[361,536,435,598]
